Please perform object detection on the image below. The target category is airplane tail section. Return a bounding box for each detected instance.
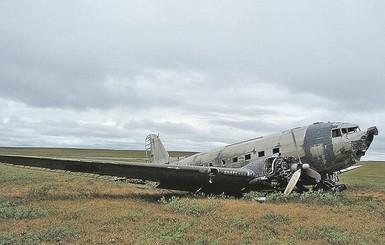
[145,134,170,164]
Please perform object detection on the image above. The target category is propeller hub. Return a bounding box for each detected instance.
[290,163,298,171]
[290,163,310,171]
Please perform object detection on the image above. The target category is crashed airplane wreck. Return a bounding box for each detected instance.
[0,122,378,196]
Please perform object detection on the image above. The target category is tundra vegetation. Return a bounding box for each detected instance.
[0,148,384,244]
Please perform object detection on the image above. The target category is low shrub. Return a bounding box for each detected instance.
[0,199,49,220]
[244,190,370,206]
[136,218,191,245]
[260,212,291,225]
[0,225,78,245]
[160,196,221,216]
[315,225,362,245]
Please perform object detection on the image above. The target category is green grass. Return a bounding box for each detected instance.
[160,195,222,216]
[0,166,50,184]
[260,212,291,224]
[339,161,385,192]
[0,225,78,245]
[0,198,49,220]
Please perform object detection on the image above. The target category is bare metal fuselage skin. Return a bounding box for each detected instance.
[176,122,377,172]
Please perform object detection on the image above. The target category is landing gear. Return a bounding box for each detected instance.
[313,181,346,193]
[296,182,309,193]
[313,172,346,193]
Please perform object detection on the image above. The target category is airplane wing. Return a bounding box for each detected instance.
[0,155,255,194]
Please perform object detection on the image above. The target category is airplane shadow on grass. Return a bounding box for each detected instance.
[24,185,190,203]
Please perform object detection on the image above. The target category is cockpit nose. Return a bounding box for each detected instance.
[366,126,379,139]
[352,126,378,159]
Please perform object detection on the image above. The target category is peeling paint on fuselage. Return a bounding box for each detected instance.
[302,122,334,172]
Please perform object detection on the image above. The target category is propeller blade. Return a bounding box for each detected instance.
[284,169,301,196]
[303,168,321,181]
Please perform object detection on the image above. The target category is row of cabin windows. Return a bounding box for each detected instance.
[227,147,280,164]
[258,147,280,157]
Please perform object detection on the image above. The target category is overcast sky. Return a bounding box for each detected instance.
[1,1,384,160]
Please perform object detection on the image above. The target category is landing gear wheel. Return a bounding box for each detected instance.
[331,184,346,193]
[313,182,346,193]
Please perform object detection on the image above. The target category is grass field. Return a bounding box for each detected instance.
[0,149,384,244]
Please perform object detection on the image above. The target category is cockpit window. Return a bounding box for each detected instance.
[335,126,359,137]
[332,129,341,137]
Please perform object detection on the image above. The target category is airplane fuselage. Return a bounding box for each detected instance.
[176,122,378,174]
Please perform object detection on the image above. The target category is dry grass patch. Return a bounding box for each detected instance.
[0,154,384,244]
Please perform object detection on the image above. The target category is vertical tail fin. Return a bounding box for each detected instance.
[145,134,170,164]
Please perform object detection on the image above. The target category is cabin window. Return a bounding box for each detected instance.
[273,148,280,154]
[209,163,213,167]
[258,151,265,157]
[233,157,238,163]
[245,154,251,160]
[221,160,226,166]
[341,128,347,134]
[332,129,341,138]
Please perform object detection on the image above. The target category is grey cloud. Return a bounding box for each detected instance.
[124,119,196,135]
[3,1,384,110]
[0,1,383,158]
[0,115,139,149]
